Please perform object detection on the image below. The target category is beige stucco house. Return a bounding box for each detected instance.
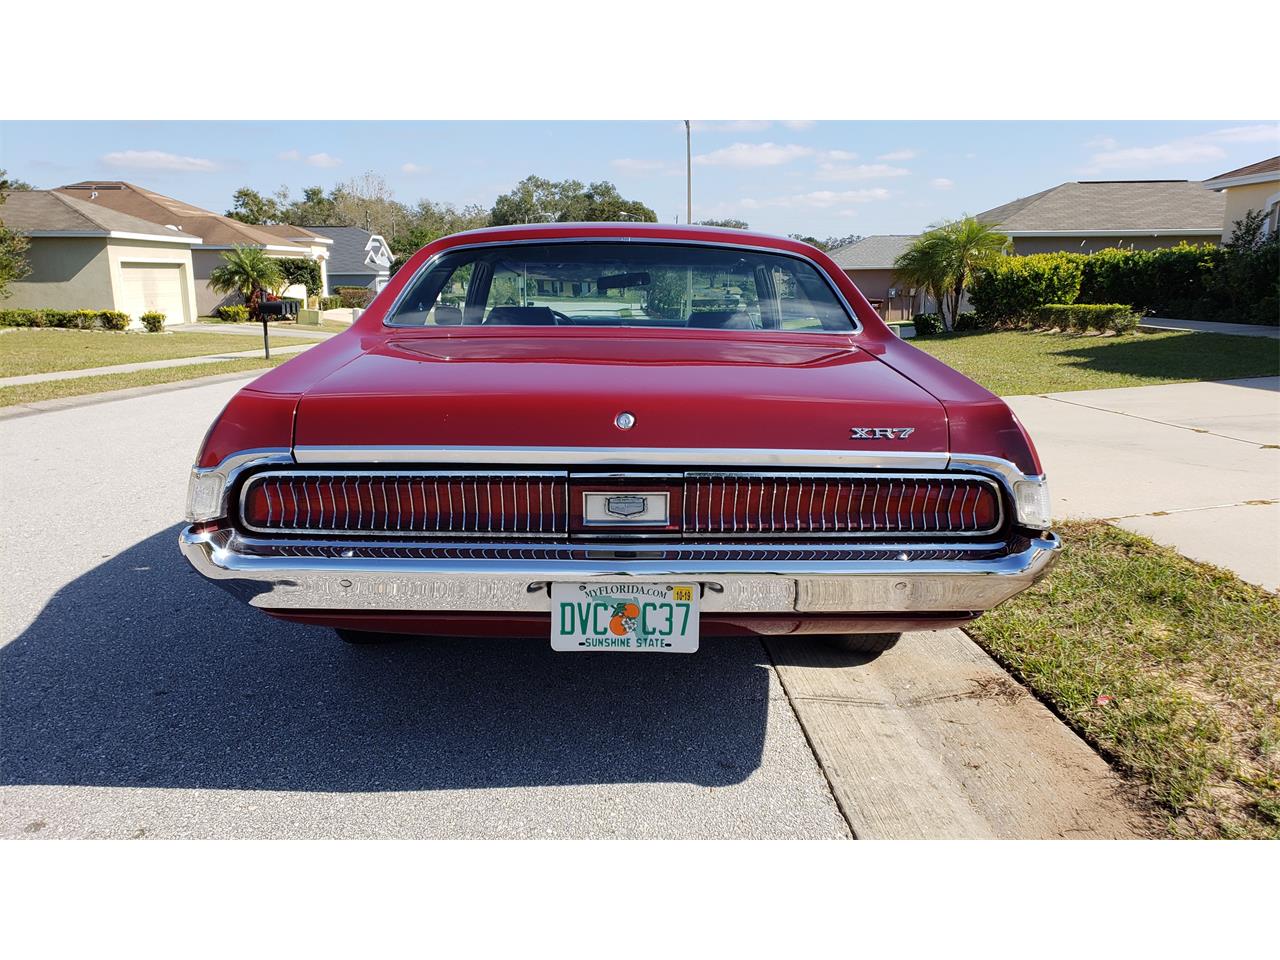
[974,180,1225,254]
[1202,156,1280,240]
[827,235,930,321]
[1,190,201,327]
[54,182,324,315]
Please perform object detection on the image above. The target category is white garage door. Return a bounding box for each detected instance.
[120,264,188,325]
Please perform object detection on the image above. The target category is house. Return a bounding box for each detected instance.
[1202,156,1280,240]
[54,182,322,315]
[826,235,928,321]
[1,189,201,326]
[303,226,393,293]
[974,180,1225,254]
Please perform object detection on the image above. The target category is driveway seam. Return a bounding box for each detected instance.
[1102,499,1278,521]
[1037,393,1272,447]
[759,639,857,839]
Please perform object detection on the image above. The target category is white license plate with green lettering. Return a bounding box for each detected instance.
[550,583,699,653]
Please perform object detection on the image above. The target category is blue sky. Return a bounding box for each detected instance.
[2,120,1277,238]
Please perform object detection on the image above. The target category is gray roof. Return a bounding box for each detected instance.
[302,225,391,275]
[0,189,201,242]
[974,180,1224,234]
[827,235,919,270]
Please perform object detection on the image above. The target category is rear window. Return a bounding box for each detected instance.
[386,242,855,332]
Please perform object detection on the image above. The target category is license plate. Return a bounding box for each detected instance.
[550,582,699,653]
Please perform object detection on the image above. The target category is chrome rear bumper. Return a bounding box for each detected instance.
[179,527,1061,615]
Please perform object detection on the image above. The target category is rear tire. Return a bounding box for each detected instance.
[820,632,901,655]
[335,628,414,645]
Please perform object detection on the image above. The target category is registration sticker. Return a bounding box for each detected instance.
[550,582,699,653]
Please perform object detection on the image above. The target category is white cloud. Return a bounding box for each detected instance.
[305,152,342,168]
[401,162,430,174]
[780,120,816,130]
[817,162,910,181]
[277,149,300,161]
[100,150,216,173]
[741,188,890,210]
[611,157,671,173]
[820,149,859,161]
[1206,123,1280,144]
[877,148,918,161]
[1086,141,1226,171]
[931,177,954,190]
[1082,124,1280,173]
[693,142,813,168]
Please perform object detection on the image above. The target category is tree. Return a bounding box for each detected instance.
[208,246,283,318]
[275,258,322,297]
[894,218,1007,331]
[282,186,339,226]
[395,198,490,255]
[821,233,861,251]
[0,170,31,300]
[788,233,823,248]
[700,219,750,230]
[331,171,409,242]
[490,176,655,225]
[226,186,286,224]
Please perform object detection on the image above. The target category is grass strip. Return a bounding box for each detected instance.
[910,329,1277,396]
[969,520,1280,838]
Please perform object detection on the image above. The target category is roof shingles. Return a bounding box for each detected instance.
[974,181,1224,234]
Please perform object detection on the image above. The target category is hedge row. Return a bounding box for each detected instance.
[1032,304,1140,334]
[215,304,251,322]
[968,219,1279,326]
[0,308,132,330]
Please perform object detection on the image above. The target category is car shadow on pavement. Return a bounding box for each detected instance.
[1,526,770,793]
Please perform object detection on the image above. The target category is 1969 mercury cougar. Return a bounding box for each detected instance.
[181,223,1059,654]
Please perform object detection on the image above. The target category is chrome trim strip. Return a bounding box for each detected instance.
[180,526,1061,614]
[381,236,864,335]
[294,445,953,472]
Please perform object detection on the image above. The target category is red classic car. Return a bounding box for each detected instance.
[181,223,1058,654]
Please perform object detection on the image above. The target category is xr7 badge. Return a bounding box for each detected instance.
[850,427,916,440]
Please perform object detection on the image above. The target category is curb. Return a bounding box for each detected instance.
[0,368,269,421]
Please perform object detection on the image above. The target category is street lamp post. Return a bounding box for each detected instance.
[684,120,692,225]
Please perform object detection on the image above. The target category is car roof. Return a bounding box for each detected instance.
[439,221,817,253]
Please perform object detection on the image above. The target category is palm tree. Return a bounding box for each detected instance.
[936,218,1008,327]
[894,218,1008,331]
[208,246,283,319]
[892,231,949,329]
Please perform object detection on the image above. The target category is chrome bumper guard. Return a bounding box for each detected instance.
[179,527,1061,614]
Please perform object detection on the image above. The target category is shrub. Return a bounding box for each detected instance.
[97,310,130,331]
[952,311,995,332]
[335,285,373,309]
[1034,303,1139,334]
[911,313,945,336]
[1078,244,1221,319]
[317,296,343,311]
[0,308,44,327]
[968,252,1085,324]
[216,304,251,322]
[140,311,165,333]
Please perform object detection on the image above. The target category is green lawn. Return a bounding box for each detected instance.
[910,329,1279,396]
[0,328,313,379]
[0,356,292,408]
[970,521,1280,839]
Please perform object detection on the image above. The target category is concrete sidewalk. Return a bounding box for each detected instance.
[168,322,337,340]
[1007,377,1280,591]
[0,343,315,388]
[1140,317,1280,339]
